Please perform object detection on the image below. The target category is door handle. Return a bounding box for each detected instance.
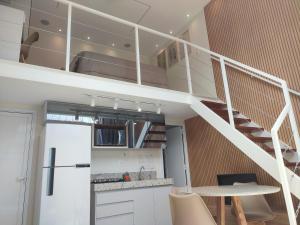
[75,164,90,168]
[47,148,56,196]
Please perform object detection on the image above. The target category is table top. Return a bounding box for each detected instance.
[190,185,280,197]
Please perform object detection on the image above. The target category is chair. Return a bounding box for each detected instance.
[19,32,39,63]
[217,174,274,223]
[169,193,217,225]
[233,182,275,222]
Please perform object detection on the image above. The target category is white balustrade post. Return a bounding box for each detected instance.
[220,57,235,128]
[282,81,300,153]
[271,107,297,225]
[65,3,72,72]
[184,43,193,95]
[135,26,141,85]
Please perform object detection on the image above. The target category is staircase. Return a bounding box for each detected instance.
[143,122,167,148]
[202,100,300,173]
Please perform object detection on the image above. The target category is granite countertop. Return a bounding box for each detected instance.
[93,178,174,192]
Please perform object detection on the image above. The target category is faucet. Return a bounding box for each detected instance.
[138,166,145,180]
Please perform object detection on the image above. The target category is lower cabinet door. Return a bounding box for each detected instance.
[96,213,134,225]
[153,186,172,225]
[133,189,155,225]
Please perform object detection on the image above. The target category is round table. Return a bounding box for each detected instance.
[190,185,280,225]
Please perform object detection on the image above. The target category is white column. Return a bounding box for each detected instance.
[184,43,193,95]
[135,26,141,85]
[220,57,235,128]
[65,4,72,72]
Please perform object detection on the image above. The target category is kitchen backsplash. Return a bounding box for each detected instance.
[91,171,157,181]
[91,148,164,178]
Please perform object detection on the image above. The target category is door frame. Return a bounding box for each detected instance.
[164,124,192,191]
[0,108,37,225]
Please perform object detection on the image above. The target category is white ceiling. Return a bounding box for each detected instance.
[28,0,210,56]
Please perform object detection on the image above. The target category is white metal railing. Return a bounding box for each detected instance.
[55,0,299,223]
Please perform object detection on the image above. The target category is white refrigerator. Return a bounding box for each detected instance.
[39,123,91,225]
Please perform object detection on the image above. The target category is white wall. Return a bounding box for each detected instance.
[26,28,152,70]
[0,101,43,225]
[91,148,164,178]
[165,9,217,99]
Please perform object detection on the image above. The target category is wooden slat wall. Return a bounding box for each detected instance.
[203,0,300,148]
[184,0,300,212]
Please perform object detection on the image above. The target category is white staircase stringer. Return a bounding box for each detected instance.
[189,96,300,200]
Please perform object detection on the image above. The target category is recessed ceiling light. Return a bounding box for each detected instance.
[186,14,190,18]
[112,43,116,47]
[58,28,62,32]
[169,30,173,35]
[87,36,91,40]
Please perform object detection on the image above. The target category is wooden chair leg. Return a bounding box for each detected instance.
[232,196,248,225]
[217,196,226,225]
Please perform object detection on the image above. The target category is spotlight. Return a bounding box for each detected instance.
[113,99,119,110]
[136,103,142,112]
[156,106,161,115]
[90,97,96,107]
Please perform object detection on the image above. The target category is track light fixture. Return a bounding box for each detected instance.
[90,97,96,107]
[156,105,161,115]
[113,98,119,110]
[136,102,142,112]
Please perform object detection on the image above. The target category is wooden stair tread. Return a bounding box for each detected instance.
[246,135,273,143]
[148,131,166,135]
[221,116,251,124]
[236,125,264,133]
[144,140,167,143]
[202,100,227,109]
[151,122,165,126]
[212,109,239,116]
[262,145,295,153]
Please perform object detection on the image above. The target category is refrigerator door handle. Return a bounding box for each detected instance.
[47,147,56,196]
[75,163,90,168]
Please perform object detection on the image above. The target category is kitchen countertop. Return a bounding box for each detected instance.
[93,178,174,192]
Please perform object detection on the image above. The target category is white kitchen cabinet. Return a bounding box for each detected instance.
[0,5,25,61]
[153,186,173,225]
[93,186,172,225]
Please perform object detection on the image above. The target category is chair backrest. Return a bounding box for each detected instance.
[233,182,274,220]
[169,193,217,225]
[217,173,257,205]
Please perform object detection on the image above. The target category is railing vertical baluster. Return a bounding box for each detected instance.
[65,3,72,72]
[282,81,300,153]
[220,57,235,128]
[271,105,297,225]
[135,25,141,85]
[184,43,193,95]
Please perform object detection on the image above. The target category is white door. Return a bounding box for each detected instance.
[165,127,187,187]
[0,111,34,225]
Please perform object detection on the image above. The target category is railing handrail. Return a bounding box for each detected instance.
[56,0,285,86]
[211,56,300,98]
